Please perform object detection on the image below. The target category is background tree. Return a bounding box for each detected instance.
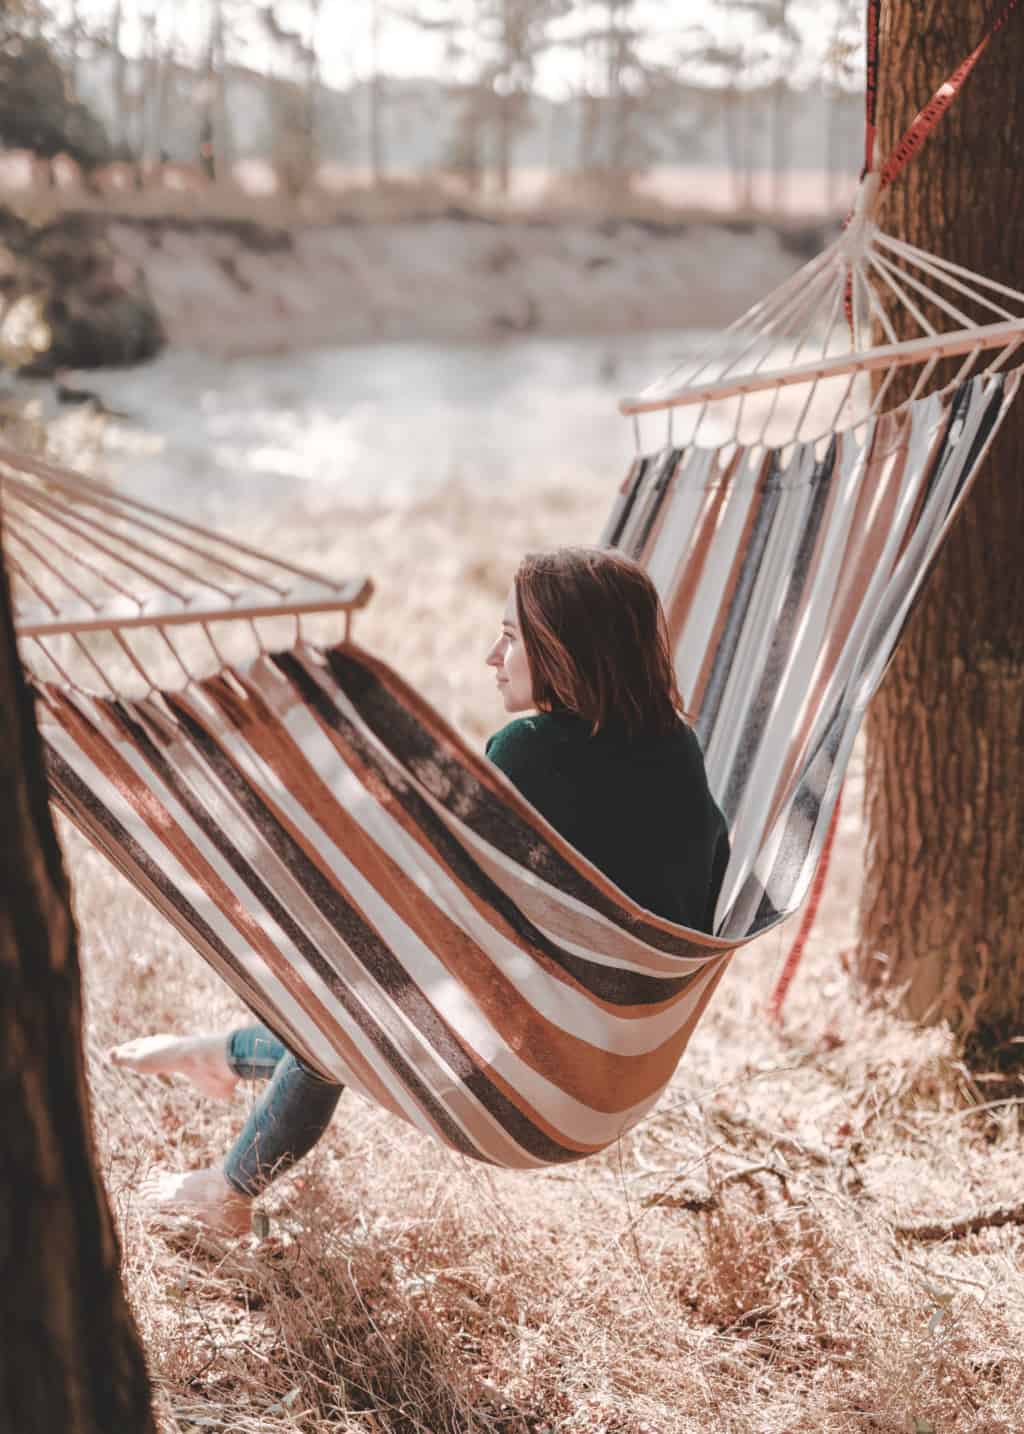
[366,0,385,182]
[0,520,156,1430]
[566,0,703,196]
[62,0,80,91]
[197,0,231,179]
[689,22,756,211]
[0,37,110,166]
[261,2,322,195]
[822,0,862,211]
[413,0,568,197]
[109,0,126,151]
[853,0,1024,1039]
[710,0,802,213]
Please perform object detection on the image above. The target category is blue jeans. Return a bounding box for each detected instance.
[221,1024,344,1198]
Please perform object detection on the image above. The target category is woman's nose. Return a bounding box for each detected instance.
[485,639,502,667]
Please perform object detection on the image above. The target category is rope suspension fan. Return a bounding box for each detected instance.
[620,179,1024,450]
[621,0,1024,452]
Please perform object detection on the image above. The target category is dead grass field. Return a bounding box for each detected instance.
[49,466,1024,1433]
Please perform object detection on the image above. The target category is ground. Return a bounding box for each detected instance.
[59,467,1024,1434]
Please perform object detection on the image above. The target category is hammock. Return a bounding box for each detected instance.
[6,10,1024,1170]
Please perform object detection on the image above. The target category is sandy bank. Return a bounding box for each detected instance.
[103,213,818,357]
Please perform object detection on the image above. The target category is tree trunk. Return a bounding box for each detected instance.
[495,89,512,197]
[154,24,175,166]
[368,0,383,184]
[771,77,787,215]
[825,79,841,213]
[306,0,321,187]
[66,0,79,94]
[604,0,625,184]
[212,0,231,181]
[0,521,155,1428]
[853,0,1024,1039]
[722,88,743,209]
[111,0,125,150]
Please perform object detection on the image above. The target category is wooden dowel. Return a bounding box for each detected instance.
[14,577,374,639]
[618,318,1024,417]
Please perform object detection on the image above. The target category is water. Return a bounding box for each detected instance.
[73,331,708,521]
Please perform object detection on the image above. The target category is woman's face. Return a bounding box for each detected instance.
[486,587,535,714]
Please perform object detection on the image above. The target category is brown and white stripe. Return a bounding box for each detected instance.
[38,371,1017,1167]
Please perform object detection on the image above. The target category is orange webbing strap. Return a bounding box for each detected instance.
[767,784,844,1023]
[877,0,1023,191]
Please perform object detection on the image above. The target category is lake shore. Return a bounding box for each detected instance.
[1,187,827,373]
[105,211,816,357]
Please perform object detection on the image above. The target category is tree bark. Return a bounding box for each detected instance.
[0,519,155,1428]
[853,1,1024,1038]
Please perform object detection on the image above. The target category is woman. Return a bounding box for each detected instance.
[113,547,729,1234]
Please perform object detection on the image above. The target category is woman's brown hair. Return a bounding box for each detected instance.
[513,547,685,740]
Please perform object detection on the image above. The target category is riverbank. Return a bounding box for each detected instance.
[104,210,816,356]
[0,191,826,369]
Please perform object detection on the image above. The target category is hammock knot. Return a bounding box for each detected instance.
[840,172,882,268]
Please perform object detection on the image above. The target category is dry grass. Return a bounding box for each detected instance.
[59,472,1024,1433]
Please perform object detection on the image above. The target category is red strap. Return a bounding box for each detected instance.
[878,0,1023,190]
[767,786,843,1023]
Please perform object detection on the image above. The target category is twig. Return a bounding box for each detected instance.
[895,1201,1024,1243]
[641,1160,791,1211]
[943,1096,1024,1124]
[708,1105,838,1169]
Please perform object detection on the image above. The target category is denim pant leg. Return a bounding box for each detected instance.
[222,1028,344,1198]
[225,1024,288,1080]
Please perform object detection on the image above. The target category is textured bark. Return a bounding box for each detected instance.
[0,521,155,1429]
[854,2,1024,1035]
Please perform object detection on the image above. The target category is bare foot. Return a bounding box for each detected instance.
[108,1033,239,1101]
[139,1166,253,1236]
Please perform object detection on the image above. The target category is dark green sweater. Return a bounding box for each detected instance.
[485,711,730,933]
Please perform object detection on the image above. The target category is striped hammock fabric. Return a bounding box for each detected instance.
[37,371,1016,1169]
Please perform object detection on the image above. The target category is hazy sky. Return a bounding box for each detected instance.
[58,0,863,96]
